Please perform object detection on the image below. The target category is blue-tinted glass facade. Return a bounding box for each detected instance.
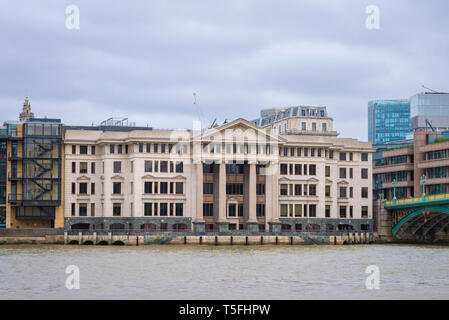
[368,99,411,145]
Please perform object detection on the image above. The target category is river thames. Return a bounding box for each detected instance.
[0,244,448,299]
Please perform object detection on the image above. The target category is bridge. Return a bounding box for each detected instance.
[383,193,449,242]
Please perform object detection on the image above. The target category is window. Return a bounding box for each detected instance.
[228,203,236,217]
[339,206,347,218]
[361,168,368,179]
[110,144,115,154]
[339,152,346,161]
[280,184,288,196]
[71,162,76,173]
[79,162,87,174]
[117,145,122,154]
[226,183,243,195]
[113,182,121,194]
[160,182,168,194]
[349,152,353,161]
[309,204,316,217]
[301,122,306,131]
[322,123,327,132]
[176,182,183,194]
[79,183,88,194]
[80,145,88,154]
[312,123,316,131]
[72,145,76,154]
[91,145,95,155]
[350,187,353,198]
[309,164,316,175]
[160,203,168,216]
[297,148,301,156]
[91,162,95,174]
[203,203,213,216]
[79,203,87,216]
[325,205,330,217]
[144,182,153,194]
[350,206,353,218]
[295,204,302,217]
[361,187,368,198]
[325,166,330,177]
[325,185,330,197]
[161,144,166,153]
[71,203,75,216]
[91,203,95,216]
[311,148,315,157]
[146,143,151,152]
[113,203,121,216]
[329,150,334,159]
[295,164,301,175]
[280,164,288,175]
[144,203,152,216]
[280,204,288,217]
[339,168,346,178]
[175,161,183,173]
[349,168,353,179]
[175,203,183,216]
[203,183,213,194]
[113,161,121,173]
[144,160,152,172]
[304,148,308,157]
[362,206,368,218]
[295,184,302,196]
[256,204,265,217]
[71,182,75,194]
[256,184,265,195]
[153,144,158,153]
[339,186,347,198]
[139,143,143,152]
[91,183,95,195]
[160,161,168,173]
[303,164,307,175]
[309,184,316,196]
[361,153,368,161]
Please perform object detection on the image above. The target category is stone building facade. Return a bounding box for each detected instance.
[64,115,374,233]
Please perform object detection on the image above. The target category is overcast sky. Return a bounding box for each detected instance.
[1,0,448,140]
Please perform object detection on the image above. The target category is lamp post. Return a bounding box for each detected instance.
[421,174,426,200]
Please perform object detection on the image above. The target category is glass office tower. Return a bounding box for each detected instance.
[368,99,411,145]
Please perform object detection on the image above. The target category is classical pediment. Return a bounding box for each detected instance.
[337,180,349,185]
[76,175,90,181]
[111,175,125,180]
[195,118,286,143]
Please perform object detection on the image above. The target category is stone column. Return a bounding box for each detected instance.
[247,162,259,232]
[217,162,229,232]
[193,162,205,233]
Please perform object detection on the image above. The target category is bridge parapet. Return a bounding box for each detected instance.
[385,192,449,210]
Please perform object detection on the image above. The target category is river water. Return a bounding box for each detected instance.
[0,244,448,299]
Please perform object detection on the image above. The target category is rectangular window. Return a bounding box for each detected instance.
[79,203,87,216]
[139,143,143,152]
[91,162,95,174]
[303,164,307,175]
[361,168,368,179]
[110,144,115,154]
[72,162,76,173]
[161,144,166,153]
[160,182,168,194]
[295,184,302,196]
[160,203,168,216]
[256,204,265,217]
[91,183,95,195]
[304,148,308,157]
[339,206,347,218]
[113,203,121,217]
[203,203,214,216]
[91,146,95,155]
[361,187,368,198]
[146,143,151,152]
[295,204,302,217]
[256,183,265,195]
[309,164,316,175]
[144,181,153,194]
[144,160,152,172]
[362,206,368,218]
[144,202,152,216]
[113,161,121,173]
[72,145,76,154]
[339,168,346,178]
[91,203,95,217]
[203,183,213,194]
[228,203,236,217]
[175,161,183,173]
[280,184,288,196]
[175,203,183,216]
[350,187,353,198]
[325,205,330,217]
[160,161,168,173]
[309,204,316,217]
[280,163,288,175]
[325,185,330,197]
[339,152,346,161]
[79,183,88,194]
[113,182,121,194]
[71,182,76,194]
[176,182,183,194]
[325,166,330,177]
[280,204,288,217]
[80,162,88,174]
[117,144,122,154]
[349,168,353,179]
[361,153,368,161]
[71,203,75,216]
[295,164,301,175]
[339,186,347,198]
[309,184,316,196]
[80,145,88,154]
[153,144,158,153]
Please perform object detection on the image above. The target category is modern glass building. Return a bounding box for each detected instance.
[368,99,411,145]
[410,92,449,131]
